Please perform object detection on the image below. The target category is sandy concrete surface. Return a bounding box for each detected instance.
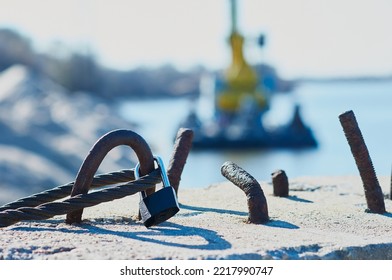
[1,175,391,260]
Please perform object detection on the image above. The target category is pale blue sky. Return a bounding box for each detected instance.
[1,0,392,79]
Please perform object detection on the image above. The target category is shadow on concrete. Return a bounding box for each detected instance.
[179,203,300,229]
[284,195,313,203]
[179,203,247,217]
[12,220,232,251]
[265,219,300,229]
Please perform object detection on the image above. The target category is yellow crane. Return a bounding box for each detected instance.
[217,0,268,113]
[180,0,317,149]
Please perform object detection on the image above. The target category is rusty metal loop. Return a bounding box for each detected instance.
[65,129,155,224]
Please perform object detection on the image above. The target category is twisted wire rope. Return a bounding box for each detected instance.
[0,169,136,212]
[0,169,161,228]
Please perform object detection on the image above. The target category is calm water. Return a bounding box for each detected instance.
[119,81,392,188]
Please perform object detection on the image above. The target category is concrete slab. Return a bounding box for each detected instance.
[1,176,391,260]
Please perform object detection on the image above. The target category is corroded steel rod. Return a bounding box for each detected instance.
[167,128,194,196]
[221,161,269,224]
[271,169,289,197]
[339,110,385,213]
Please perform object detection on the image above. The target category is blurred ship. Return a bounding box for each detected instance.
[180,0,317,149]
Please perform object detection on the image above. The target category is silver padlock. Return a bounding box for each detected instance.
[135,156,180,227]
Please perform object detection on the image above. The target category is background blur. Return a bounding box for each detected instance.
[0,0,391,204]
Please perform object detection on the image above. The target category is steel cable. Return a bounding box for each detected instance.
[0,169,136,212]
[0,169,161,228]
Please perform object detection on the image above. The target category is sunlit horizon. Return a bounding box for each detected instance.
[1,0,392,79]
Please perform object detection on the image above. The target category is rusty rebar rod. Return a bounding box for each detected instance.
[271,169,289,197]
[221,161,269,224]
[167,128,194,196]
[339,110,385,213]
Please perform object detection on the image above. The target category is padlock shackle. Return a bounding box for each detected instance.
[135,156,171,199]
[154,156,171,187]
[66,129,155,224]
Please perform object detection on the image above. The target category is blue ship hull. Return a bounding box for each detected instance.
[180,104,318,150]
